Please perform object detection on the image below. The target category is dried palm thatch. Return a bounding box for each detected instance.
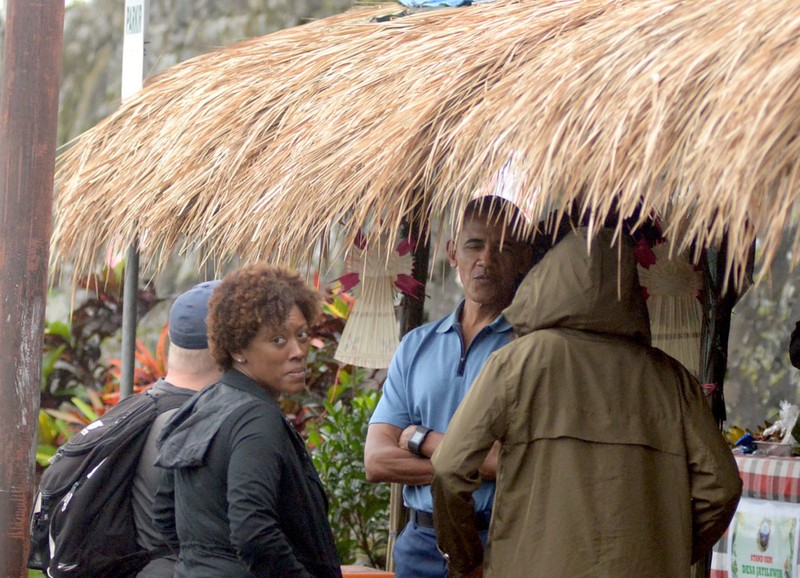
[52,0,800,288]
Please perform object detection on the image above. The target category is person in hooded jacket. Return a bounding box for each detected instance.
[153,264,341,578]
[364,195,534,578]
[431,227,742,578]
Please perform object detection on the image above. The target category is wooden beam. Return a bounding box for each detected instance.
[0,1,64,575]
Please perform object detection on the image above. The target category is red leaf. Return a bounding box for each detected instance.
[395,274,424,299]
[396,237,415,256]
[336,272,360,293]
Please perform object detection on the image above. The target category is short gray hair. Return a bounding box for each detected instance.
[166,343,218,374]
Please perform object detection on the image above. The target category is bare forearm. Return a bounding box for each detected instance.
[365,445,434,486]
[365,423,498,486]
[365,423,434,486]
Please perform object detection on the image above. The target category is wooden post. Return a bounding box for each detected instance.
[693,234,754,578]
[0,1,64,574]
[399,219,430,337]
[700,238,739,427]
[385,215,430,571]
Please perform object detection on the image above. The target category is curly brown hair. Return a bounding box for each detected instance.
[207,264,322,370]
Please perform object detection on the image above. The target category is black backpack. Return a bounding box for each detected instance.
[28,385,192,577]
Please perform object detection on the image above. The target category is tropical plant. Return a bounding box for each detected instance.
[104,325,169,403]
[36,387,107,467]
[36,326,168,467]
[38,261,160,466]
[297,282,391,568]
[307,386,390,569]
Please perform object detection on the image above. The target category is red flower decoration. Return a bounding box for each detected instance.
[634,238,657,269]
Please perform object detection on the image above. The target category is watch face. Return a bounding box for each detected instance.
[409,426,430,456]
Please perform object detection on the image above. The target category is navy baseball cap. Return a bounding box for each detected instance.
[168,280,220,349]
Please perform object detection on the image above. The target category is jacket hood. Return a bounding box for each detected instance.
[504,227,651,344]
[155,383,250,469]
[155,370,273,469]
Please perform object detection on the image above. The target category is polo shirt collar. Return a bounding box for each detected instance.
[437,300,512,334]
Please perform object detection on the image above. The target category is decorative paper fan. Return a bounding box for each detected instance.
[334,235,420,369]
[637,242,704,377]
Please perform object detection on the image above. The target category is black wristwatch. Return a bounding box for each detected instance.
[408,425,432,457]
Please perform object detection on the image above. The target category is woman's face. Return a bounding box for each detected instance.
[232,305,310,398]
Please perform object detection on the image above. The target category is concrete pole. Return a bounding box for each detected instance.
[119,0,148,399]
[120,244,139,398]
[0,1,64,575]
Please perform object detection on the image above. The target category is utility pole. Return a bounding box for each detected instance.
[0,1,64,575]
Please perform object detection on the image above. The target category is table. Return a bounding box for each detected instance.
[711,453,800,577]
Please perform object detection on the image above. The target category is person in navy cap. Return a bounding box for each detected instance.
[133,281,222,577]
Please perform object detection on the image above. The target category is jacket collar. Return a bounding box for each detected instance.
[219,368,279,406]
[155,369,278,469]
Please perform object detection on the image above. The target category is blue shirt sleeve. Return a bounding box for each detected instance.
[369,333,413,429]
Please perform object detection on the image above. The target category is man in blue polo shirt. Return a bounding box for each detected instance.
[364,195,533,578]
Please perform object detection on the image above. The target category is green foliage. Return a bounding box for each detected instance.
[307,385,389,569]
[37,388,113,466]
[301,289,391,568]
[725,229,800,430]
[38,264,160,466]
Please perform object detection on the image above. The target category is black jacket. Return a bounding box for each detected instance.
[153,369,342,578]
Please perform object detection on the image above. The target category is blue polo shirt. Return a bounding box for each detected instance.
[369,301,513,513]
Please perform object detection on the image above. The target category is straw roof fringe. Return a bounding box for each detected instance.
[52,0,800,288]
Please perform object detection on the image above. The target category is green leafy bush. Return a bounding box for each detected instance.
[307,386,390,569]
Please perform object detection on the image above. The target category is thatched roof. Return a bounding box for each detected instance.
[52,0,800,286]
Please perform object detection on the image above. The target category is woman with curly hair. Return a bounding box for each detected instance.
[154,264,342,578]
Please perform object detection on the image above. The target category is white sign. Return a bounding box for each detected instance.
[121,0,146,101]
[728,497,800,577]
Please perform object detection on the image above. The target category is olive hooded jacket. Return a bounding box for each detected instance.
[431,228,742,578]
